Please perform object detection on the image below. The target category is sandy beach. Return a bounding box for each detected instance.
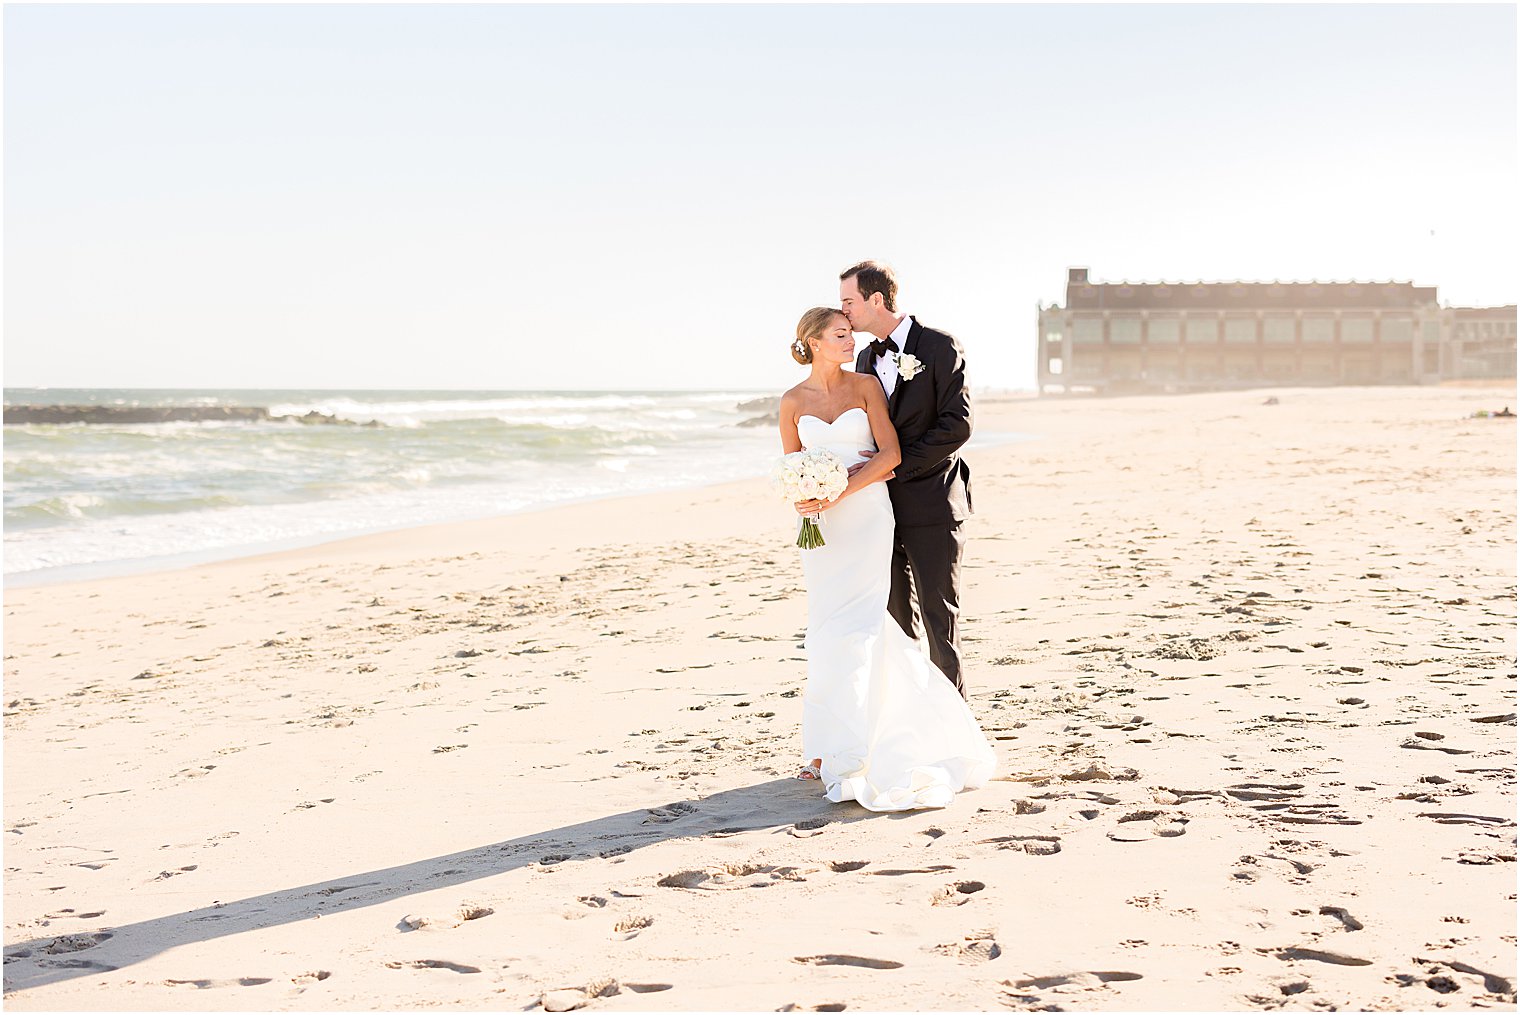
[3,385,1515,1012]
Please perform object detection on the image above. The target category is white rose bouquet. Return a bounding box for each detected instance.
[771,447,849,549]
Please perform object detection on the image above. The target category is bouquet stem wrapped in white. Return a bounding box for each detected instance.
[771,448,849,549]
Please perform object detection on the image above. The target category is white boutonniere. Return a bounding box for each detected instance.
[893,352,924,381]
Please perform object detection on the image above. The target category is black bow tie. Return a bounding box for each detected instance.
[870,337,899,358]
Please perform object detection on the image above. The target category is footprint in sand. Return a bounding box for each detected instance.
[613,915,653,940]
[542,978,671,1011]
[175,765,217,778]
[658,863,806,891]
[1107,811,1188,842]
[1229,782,1361,826]
[164,977,274,988]
[151,865,199,881]
[1062,759,1137,784]
[308,881,379,899]
[1260,946,1371,966]
[36,957,119,972]
[399,904,494,931]
[793,954,904,969]
[999,970,1142,1007]
[1318,906,1363,931]
[931,881,985,907]
[777,1004,847,1012]
[643,802,697,824]
[1237,853,1317,882]
[932,929,1001,964]
[790,816,832,838]
[41,932,112,954]
[1400,733,1473,755]
[828,861,869,872]
[1436,960,1516,998]
[383,959,481,973]
[1417,811,1514,828]
[867,864,956,876]
[290,799,336,813]
[1007,970,1142,990]
[1390,958,1515,998]
[1226,782,1303,802]
[976,834,1062,855]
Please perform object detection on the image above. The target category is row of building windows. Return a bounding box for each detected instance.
[1064,350,1423,380]
[1455,321,1519,339]
[1054,314,1429,345]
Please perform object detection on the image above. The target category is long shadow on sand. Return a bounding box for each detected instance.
[4,777,882,994]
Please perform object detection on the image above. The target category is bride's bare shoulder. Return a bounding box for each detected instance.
[850,371,885,403]
[780,383,814,409]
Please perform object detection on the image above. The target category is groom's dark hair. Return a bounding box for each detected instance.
[840,261,898,313]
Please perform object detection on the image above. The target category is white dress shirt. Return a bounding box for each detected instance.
[874,314,913,398]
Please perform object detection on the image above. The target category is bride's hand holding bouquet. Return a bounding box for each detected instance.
[772,447,848,549]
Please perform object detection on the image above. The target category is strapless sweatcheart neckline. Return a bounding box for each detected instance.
[798,406,867,429]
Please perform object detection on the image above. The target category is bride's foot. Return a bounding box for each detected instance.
[796,758,823,781]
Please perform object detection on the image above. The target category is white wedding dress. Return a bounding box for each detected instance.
[796,407,997,811]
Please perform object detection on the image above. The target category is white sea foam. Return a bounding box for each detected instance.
[3,447,774,577]
[265,393,683,423]
[3,387,1032,582]
[3,388,780,579]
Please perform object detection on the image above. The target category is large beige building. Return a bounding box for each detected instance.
[1445,305,1519,380]
[1037,268,1516,394]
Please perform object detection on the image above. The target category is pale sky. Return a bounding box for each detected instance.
[5,3,1516,392]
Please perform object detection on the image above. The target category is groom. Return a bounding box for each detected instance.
[839,260,974,697]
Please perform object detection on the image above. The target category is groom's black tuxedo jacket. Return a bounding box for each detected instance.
[855,317,973,527]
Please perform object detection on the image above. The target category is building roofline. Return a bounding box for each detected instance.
[1077,277,1427,287]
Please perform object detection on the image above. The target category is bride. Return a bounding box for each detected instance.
[779,307,996,811]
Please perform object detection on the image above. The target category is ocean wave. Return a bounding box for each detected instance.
[2,388,791,577]
[266,394,666,423]
[5,491,244,529]
[1,446,778,576]
[260,391,767,424]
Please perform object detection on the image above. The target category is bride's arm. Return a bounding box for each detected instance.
[831,379,900,503]
[778,391,802,454]
[780,391,822,517]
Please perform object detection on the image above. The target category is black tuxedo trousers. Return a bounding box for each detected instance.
[888,523,966,697]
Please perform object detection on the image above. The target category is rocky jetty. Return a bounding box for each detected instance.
[736,395,780,413]
[735,394,780,428]
[2,405,375,426]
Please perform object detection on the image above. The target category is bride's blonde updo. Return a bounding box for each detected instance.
[792,306,844,365]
